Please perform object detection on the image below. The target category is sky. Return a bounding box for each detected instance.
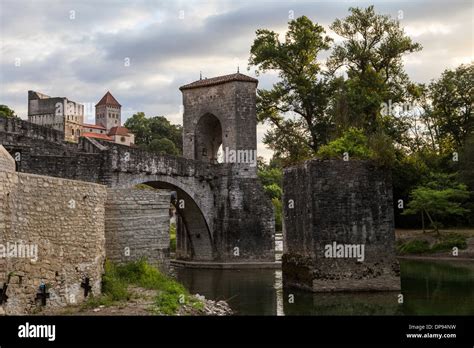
[0,0,472,160]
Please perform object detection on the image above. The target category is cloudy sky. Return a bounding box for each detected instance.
[0,0,472,160]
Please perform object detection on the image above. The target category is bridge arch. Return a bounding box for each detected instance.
[120,174,215,261]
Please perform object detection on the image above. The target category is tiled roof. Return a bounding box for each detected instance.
[82,132,113,141]
[96,91,121,107]
[108,126,130,136]
[83,123,106,130]
[179,73,258,90]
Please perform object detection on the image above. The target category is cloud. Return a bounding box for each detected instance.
[0,0,472,161]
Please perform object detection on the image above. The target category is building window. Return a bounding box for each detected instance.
[120,136,126,142]
[71,129,74,135]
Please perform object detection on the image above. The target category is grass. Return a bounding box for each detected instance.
[397,239,431,254]
[170,223,177,253]
[396,232,468,255]
[84,259,203,315]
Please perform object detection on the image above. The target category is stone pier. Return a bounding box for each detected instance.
[282,159,400,292]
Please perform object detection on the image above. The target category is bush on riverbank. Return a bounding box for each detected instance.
[396,232,468,255]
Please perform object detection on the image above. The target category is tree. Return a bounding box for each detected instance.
[328,5,422,136]
[402,174,470,233]
[149,138,179,156]
[429,63,473,149]
[124,112,152,145]
[124,112,183,155]
[0,105,17,118]
[249,15,334,163]
[258,156,283,231]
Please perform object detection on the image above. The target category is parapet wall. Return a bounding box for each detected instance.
[282,159,400,292]
[0,145,107,314]
[0,115,65,144]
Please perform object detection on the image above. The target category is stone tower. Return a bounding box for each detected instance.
[180,73,258,167]
[178,73,275,262]
[95,91,121,131]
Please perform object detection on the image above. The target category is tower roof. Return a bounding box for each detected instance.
[108,126,131,136]
[96,91,121,107]
[179,72,258,91]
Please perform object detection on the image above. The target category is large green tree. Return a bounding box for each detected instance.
[429,63,473,149]
[249,15,334,164]
[328,5,421,137]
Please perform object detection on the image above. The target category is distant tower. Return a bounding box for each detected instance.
[95,91,121,131]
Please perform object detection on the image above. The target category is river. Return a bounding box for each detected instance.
[174,259,474,315]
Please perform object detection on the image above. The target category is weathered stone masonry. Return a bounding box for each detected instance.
[0,146,107,314]
[282,159,400,292]
[105,188,171,265]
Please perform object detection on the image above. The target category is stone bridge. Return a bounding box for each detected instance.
[0,73,275,264]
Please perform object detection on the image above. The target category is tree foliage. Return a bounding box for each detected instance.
[429,63,473,149]
[249,15,334,163]
[0,105,17,118]
[402,174,470,232]
[124,112,182,155]
[249,7,422,165]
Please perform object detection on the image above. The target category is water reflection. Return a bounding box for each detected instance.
[174,259,474,316]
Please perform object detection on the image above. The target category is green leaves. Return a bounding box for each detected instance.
[249,15,333,164]
[124,112,182,155]
[249,7,422,165]
[402,174,471,231]
[317,127,372,159]
[429,63,473,148]
[0,105,17,118]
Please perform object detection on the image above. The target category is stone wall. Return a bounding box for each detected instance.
[0,145,107,314]
[105,188,171,265]
[282,159,400,292]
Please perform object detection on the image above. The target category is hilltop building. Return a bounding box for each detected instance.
[27,90,84,142]
[27,90,134,146]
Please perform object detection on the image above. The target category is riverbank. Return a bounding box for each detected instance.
[395,229,474,259]
[34,260,232,316]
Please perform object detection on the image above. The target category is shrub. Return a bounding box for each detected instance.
[397,240,430,254]
[317,128,373,160]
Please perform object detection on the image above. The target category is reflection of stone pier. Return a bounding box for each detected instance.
[282,159,400,292]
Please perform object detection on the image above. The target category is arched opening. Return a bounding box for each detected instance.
[141,181,214,261]
[194,113,222,163]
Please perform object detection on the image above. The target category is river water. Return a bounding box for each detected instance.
[174,259,474,315]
